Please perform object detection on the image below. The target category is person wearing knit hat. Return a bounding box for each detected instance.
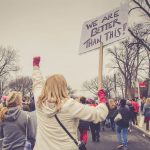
[1,95,8,107]
[1,96,8,101]
[6,91,22,108]
[0,91,35,150]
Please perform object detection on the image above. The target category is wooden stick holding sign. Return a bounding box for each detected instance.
[98,43,103,90]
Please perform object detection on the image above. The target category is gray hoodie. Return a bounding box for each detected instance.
[0,107,35,150]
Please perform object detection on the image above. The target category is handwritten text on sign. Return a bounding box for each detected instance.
[79,4,128,54]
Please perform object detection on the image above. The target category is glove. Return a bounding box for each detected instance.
[97,89,107,103]
[33,56,40,67]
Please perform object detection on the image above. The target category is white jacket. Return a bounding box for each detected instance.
[32,67,108,150]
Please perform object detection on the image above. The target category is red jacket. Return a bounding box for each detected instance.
[131,100,139,113]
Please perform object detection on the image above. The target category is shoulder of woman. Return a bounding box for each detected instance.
[64,98,78,106]
[19,110,31,119]
[62,98,84,110]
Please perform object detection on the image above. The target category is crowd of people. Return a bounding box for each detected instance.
[0,56,149,150]
[78,96,150,150]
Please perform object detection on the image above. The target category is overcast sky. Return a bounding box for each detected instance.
[0,0,139,95]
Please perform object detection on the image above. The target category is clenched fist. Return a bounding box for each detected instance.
[33,56,40,67]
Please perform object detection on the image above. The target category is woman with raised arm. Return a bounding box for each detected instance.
[32,56,108,150]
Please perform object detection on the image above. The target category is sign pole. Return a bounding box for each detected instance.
[98,43,103,90]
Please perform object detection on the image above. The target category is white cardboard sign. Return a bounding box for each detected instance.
[79,3,128,54]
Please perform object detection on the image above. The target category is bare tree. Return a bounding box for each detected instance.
[129,23,150,79]
[82,77,98,96]
[82,76,114,98]
[115,72,126,98]
[9,76,33,97]
[129,0,150,51]
[103,76,114,98]
[146,50,150,78]
[0,47,19,97]
[108,40,147,98]
[0,47,19,77]
[0,75,10,98]
[129,0,150,18]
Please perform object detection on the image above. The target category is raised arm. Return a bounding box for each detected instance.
[69,89,108,123]
[32,56,44,103]
[69,100,108,123]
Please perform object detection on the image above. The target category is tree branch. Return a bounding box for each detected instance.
[145,0,150,9]
[128,28,150,51]
[128,7,141,14]
[133,0,150,17]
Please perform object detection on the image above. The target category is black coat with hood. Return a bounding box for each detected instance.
[114,106,131,128]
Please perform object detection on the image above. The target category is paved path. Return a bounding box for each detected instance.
[86,128,150,150]
[0,128,149,150]
[136,115,150,137]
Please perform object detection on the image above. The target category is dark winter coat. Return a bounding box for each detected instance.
[114,106,131,128]
[127,104,134,120]
[78,120,89,130]
[143,103,150,118]
[108,106,117,119]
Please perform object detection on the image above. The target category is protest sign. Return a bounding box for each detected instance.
[79,3,128,54]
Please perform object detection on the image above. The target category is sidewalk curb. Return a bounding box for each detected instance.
[133,125,150,139]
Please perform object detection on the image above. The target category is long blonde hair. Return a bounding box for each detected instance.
[7,91,22,107]
[0,91,22,122]
[37,74,69,111]
[146,98,150,104]
[108,99,116,109]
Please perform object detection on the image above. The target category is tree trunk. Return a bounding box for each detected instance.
[125,78,132,99]
[125,79,128,98]
[121,85,125,99]
[127,87,132,99]
[149,59,150,78]
[135,45,140,81]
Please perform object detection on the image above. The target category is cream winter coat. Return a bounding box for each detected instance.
[32,67,108,150]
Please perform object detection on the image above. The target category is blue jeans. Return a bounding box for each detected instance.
[116,126,128,148]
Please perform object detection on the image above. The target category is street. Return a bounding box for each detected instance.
[86,128,150,150]
[0,128,149,150]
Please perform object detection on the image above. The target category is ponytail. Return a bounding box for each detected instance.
[0,91,22,121]
[0,106,8,122]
